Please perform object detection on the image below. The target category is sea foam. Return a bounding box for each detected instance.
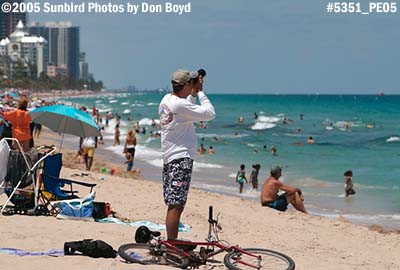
[386,136,400,143]
[251,122,276,130]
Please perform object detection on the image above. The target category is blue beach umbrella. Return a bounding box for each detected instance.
[29,105,100,149]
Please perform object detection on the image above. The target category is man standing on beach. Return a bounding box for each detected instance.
[159,69,215,239]
[260,166,308,214]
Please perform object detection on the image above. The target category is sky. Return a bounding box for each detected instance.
[30,0,400,94]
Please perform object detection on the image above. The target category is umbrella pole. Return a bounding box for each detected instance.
[59,117,68,151]
[59,132,65,151]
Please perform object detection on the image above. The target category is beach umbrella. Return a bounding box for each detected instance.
[29,105,100,149]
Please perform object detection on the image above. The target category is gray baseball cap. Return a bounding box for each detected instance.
[171,69,198,85]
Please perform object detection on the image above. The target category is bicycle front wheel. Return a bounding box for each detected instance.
[118,243,190,268]
[224,248,295,270]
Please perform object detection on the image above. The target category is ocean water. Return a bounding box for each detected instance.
[60,93,400,229]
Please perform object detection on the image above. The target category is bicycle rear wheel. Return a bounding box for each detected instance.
[118,243,190,268]
[224,248,295,270]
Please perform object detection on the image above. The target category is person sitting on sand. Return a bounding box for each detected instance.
[260,166,308,213]
[344,170,355,197]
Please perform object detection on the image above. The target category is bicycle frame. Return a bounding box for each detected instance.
[160,239,262,268]
[119,206,294,269]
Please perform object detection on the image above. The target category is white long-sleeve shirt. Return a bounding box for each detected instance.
[159,91,215,164]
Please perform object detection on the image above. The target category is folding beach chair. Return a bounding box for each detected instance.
[0,138,56,215]
[38,153,96,215]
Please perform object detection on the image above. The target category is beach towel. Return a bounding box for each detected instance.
[95,217,191,232]
[0,248,64,257]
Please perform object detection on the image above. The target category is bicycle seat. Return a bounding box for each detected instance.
[135,226,161,243]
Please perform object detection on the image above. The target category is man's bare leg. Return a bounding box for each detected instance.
[286,192,308,214]
[166,205,184,239]
[291,192,308,213]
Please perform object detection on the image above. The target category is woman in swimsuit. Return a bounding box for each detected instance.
[124,129,137,166]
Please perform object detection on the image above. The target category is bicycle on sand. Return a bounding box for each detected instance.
[118,206,295,270]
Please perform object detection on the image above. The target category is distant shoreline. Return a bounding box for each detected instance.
[35,89,108,99]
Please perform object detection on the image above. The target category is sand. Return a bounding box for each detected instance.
[1,128,400,270]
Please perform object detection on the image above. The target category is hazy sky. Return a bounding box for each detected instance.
[30,0,400,94]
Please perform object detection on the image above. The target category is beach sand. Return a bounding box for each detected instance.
[1,128,400,270]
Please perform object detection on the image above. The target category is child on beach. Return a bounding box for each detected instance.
[236,164,248,194]
[125,152,133,172]
[344,170,355,197]
[250,164,261,190]
[114,124,120,146]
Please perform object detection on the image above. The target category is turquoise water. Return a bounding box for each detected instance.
[61,93,400,228]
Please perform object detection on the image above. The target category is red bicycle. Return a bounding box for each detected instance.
[118,206,295,270]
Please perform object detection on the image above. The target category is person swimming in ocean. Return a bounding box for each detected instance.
[270,145,277,155]
[344,120,350,130]
[198,143,206,154]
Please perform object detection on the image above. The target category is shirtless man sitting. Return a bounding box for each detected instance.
[260,166,308,213]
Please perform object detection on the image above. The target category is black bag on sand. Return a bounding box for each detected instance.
[64,239,117,258]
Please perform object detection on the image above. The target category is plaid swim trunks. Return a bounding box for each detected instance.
[162,157,194,206]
